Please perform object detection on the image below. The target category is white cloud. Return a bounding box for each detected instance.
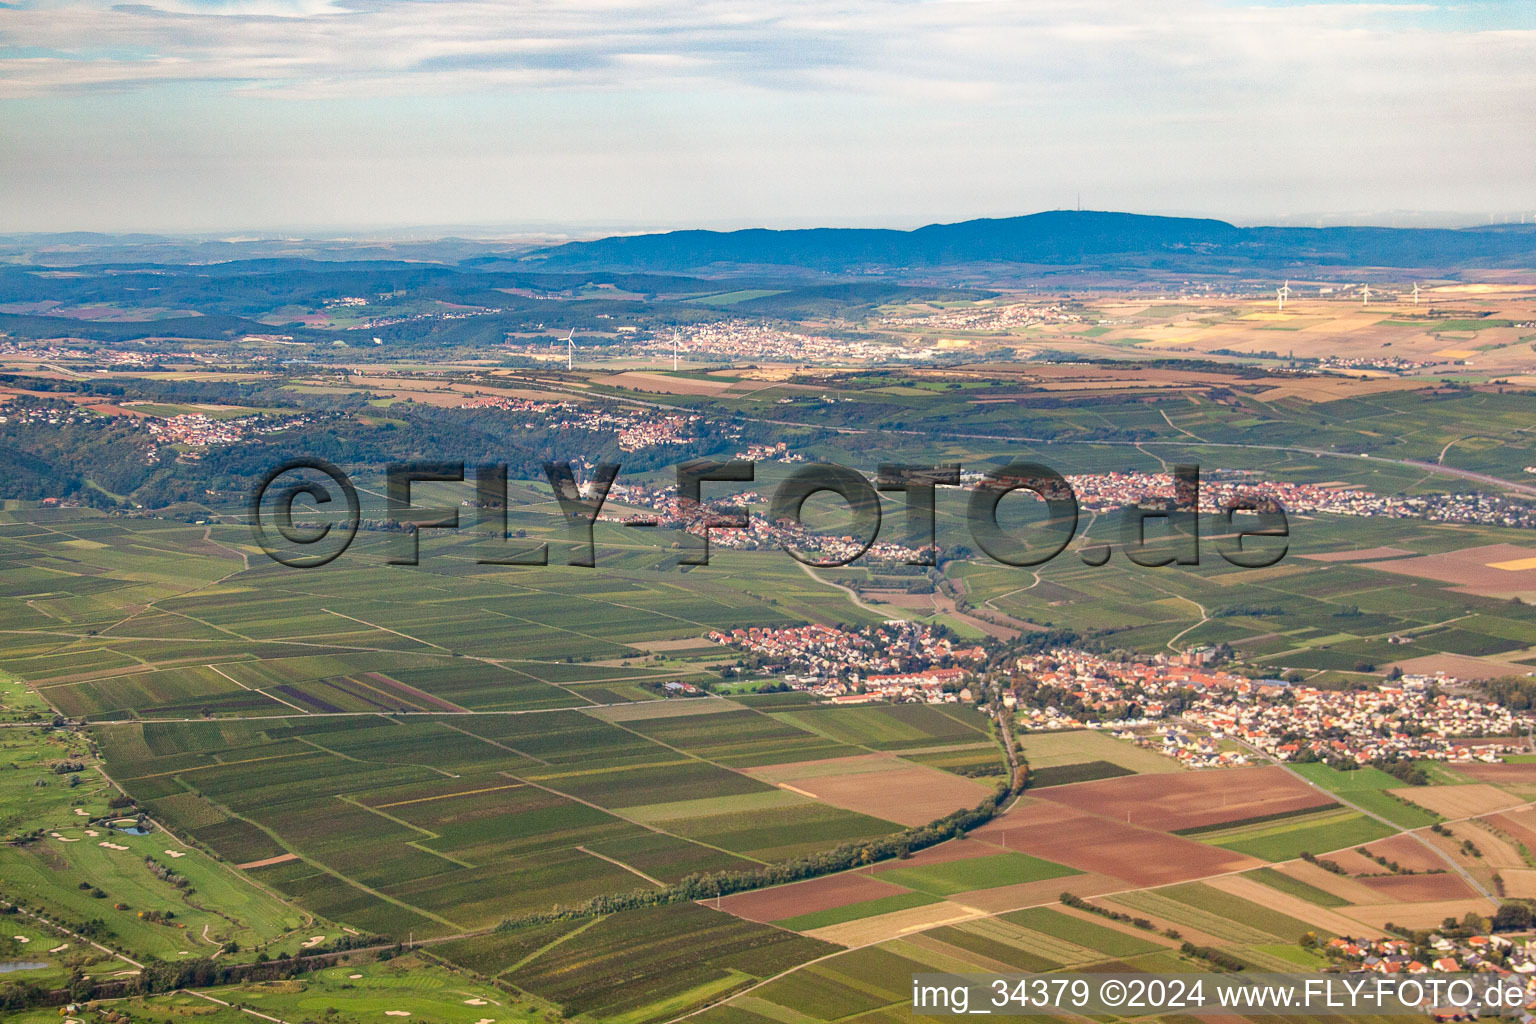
[0,0,1528,103]
[1,0,1532,230]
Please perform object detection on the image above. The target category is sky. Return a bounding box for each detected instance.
[2,0,1535,234]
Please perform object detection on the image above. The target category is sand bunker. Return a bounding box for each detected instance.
[98,842,128,851]
[163,849,185,858]
[300,935,325,948]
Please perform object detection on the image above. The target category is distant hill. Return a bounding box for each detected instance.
[520,210,1536,275]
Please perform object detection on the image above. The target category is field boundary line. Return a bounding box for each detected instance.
[319,608,446,651]
[503,914,604,972]
[577,844,665,886]
[499,770,770,866]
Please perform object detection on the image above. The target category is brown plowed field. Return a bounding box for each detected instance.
[1359,834,1453,874]
[1387,784,1522,818]
[1031,765,1329,832]
[1361,543,1536,597]
[1458,763,1536,785]
[747,760,991,827]
[968,801,1262,887]
[1355,873,1476,901]
[716,871,907,923]
[1486,808,1536,849]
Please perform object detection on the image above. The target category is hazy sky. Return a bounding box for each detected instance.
[3,0,1535,233]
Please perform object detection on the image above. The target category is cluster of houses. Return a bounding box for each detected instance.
[145,412,311,459]
[1327,933,1536,1000]
[650,321,901,363]
[733,441,805,463]
[875,301,1080,332]
[1009,649,1530,768]
[458,395,734,451]
[708,620,984,700]
[604,483,930,563]
[1187,684,1528,767]
[1314,355,1437,373]
[826,667,974,705]
[0,397,90,428]
[1050,469,1536,531]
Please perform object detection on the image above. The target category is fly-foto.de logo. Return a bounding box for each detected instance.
[249,459,1288,571]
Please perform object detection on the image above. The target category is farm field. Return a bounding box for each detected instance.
[1031,765,1335,832]
[7,330,1536,1024]
[1287,763,1443,829]
[1201,807,1399,861]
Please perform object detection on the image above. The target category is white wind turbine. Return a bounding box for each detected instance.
[1276,279,1292,312]
[566,329,575,371]
[1361,284,1371,306]
[1411,283,1421,305]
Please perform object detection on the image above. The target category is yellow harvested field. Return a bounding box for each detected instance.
[1496,869,1536,899]
[1272,861,1386,905]
[1459,820,1528,870]
[1343,899,1496,931]
[1207,874,1365,935]
[1388,784,1524,818]
[803,900,985,946]
[747,755,992,827]
[1490,556,1536,571]
[1017,730,1181,774]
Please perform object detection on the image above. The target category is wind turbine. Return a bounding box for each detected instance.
[1361,284,1371,306]
[566,330,574,371]
[1276,280,1292,312]
[1411,283,1421,305]
[672,333,679,372]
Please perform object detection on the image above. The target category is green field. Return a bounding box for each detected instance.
[1287,763,1443,828]
[772,891,941,931]
[1244,867,1349,908]
[1204,808,1398,862]
[1002,906,1162,957]
[875,852,1079,896]
[1016,729,1181,774]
